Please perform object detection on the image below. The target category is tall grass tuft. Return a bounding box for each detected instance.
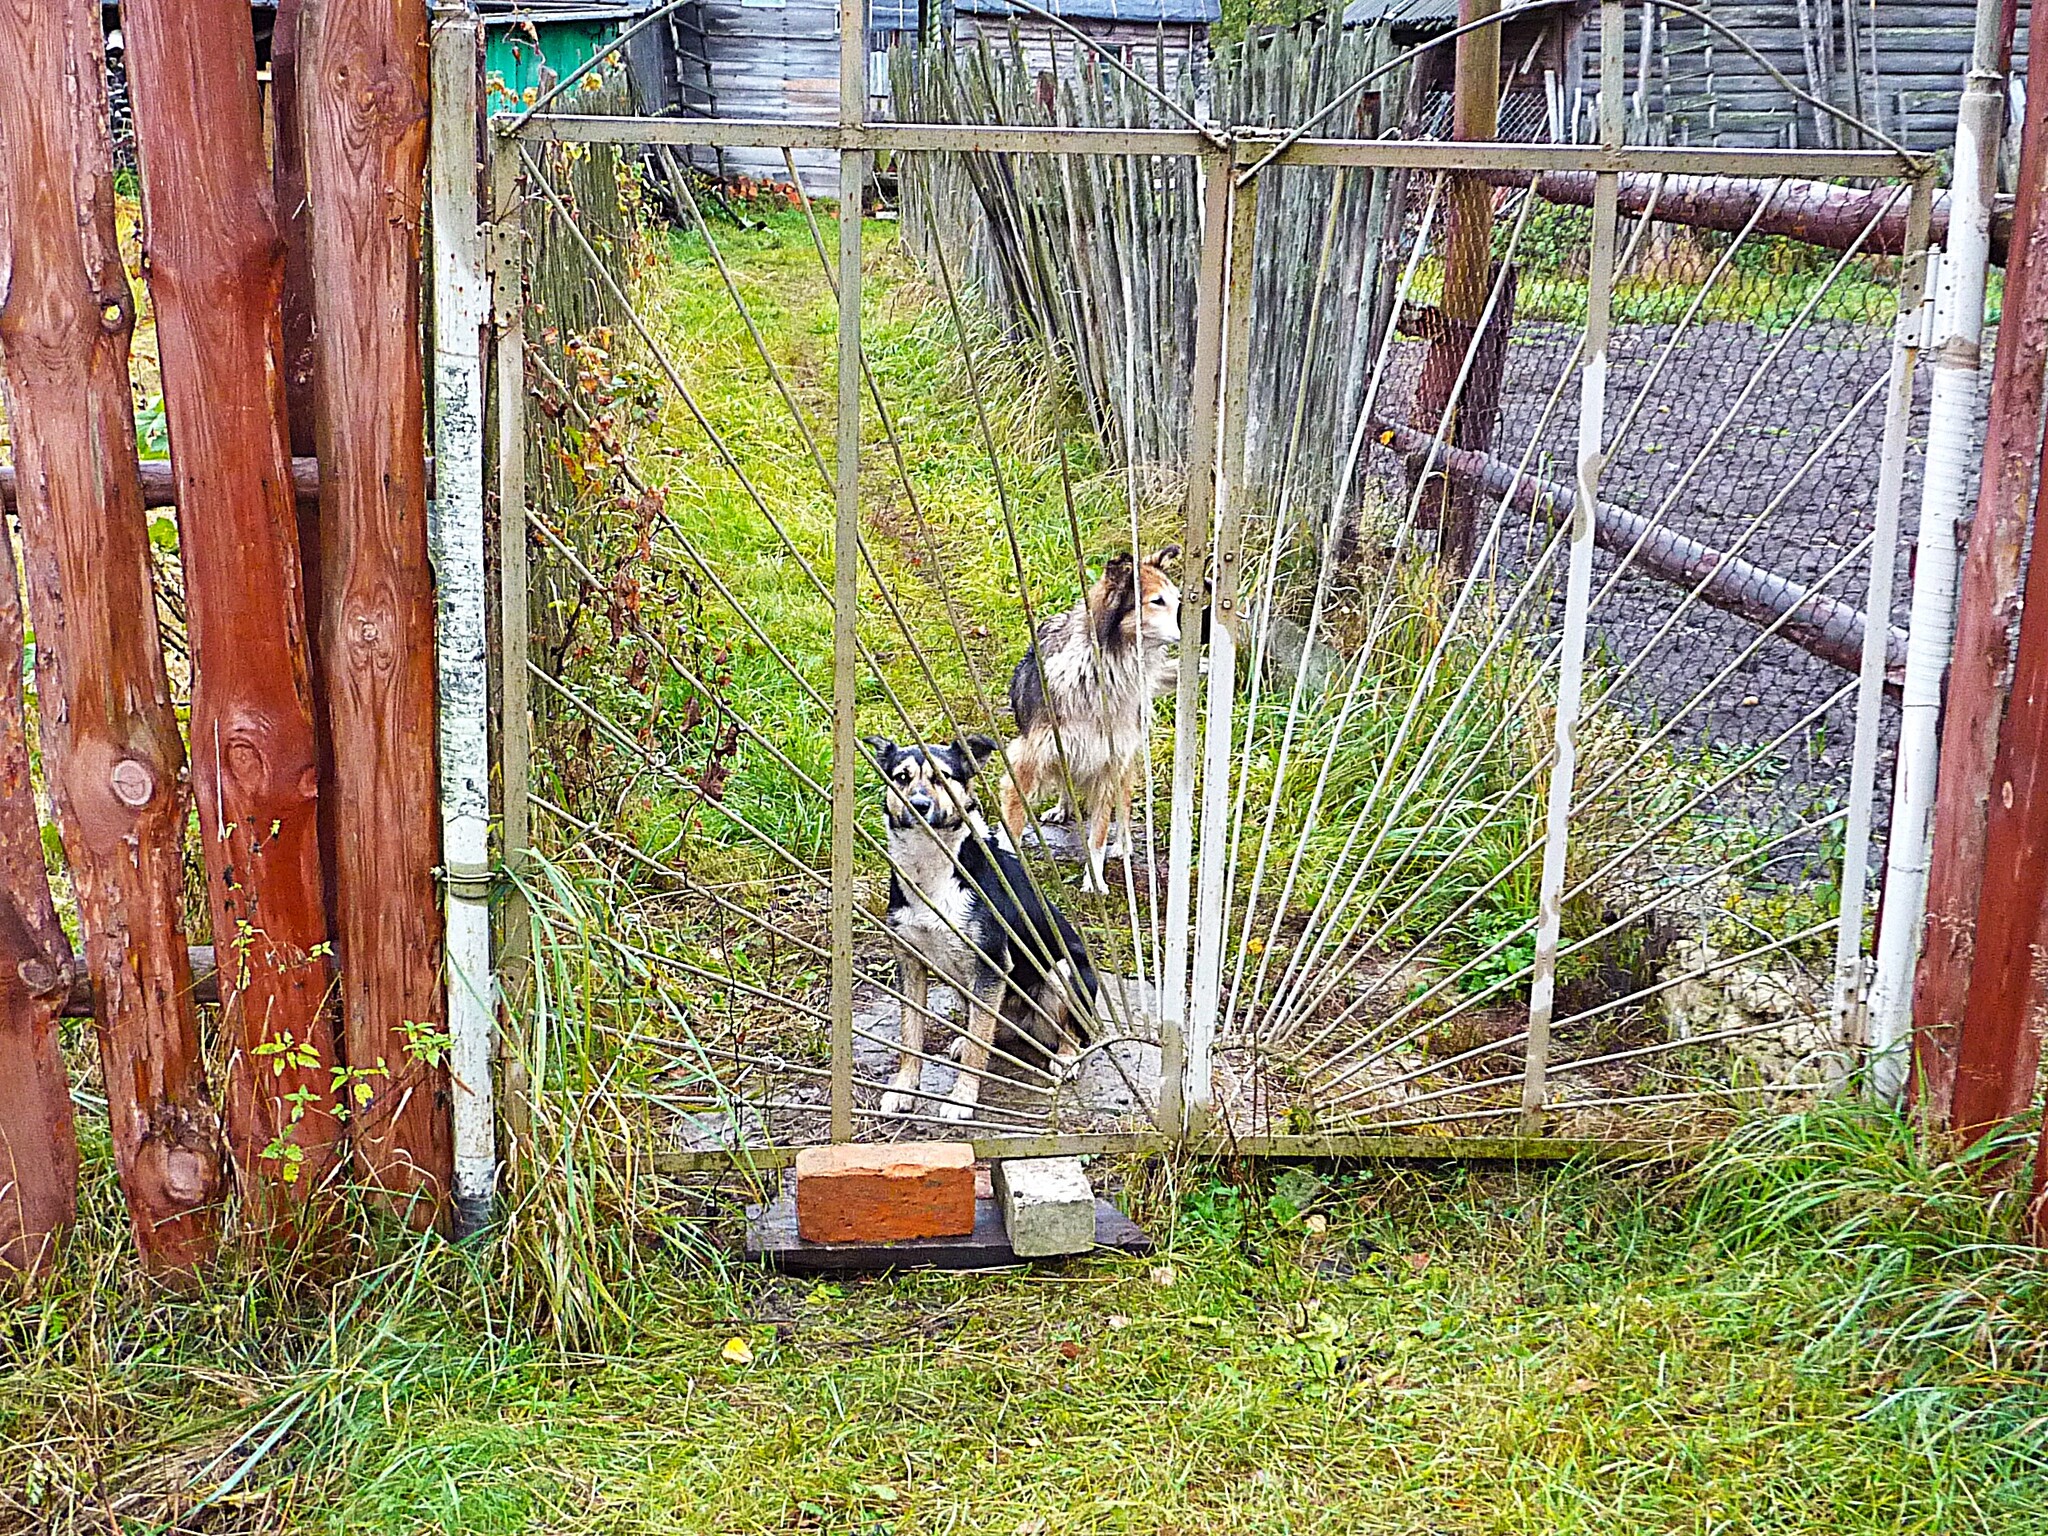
[493,854,743,1352]
[1691,1100,2048,1468]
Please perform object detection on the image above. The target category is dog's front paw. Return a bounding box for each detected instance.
[880,1088,920,1117]
[935,1097,976,1123]
[1081,870,1110,896]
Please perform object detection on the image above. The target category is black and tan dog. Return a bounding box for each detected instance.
[866,734,1100,1122]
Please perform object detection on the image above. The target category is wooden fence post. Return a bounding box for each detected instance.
[122,0,343,1221]
[0,0,222,1273]
[300,0,453,1226]
[0,531,78,1277]
[1912,32,2048,1123]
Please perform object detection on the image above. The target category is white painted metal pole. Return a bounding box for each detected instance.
[1186,170,1259,1135]
[1160,151,1232,1140]
[1831,179,1934,1058]
[1868,27,2007,1103]
[429,4,497,1234]
[1522,1,1622,1137]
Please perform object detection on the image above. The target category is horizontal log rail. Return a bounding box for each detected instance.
[0,457,435,509]
[1487,170,2005,264]
[1377,420,1908,682]
[60,945,218,1017]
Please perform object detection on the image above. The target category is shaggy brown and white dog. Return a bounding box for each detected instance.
[998,547,1181,894]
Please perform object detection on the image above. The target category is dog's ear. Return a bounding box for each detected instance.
[956,734,1001,774]
[1093,552,1139,647]
[859,735,895,768]
[1148,543,1182,570]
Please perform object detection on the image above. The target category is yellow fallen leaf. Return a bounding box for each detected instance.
[1304,1214,1328,1235]
[721,1337,754,1365]
[1151,1264,1177,1288]
[1106,1314,1130,1330]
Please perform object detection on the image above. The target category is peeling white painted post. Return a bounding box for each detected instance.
[1868,20,2007,1104]
[1832,179,1934,1057]
[429,4,497,1234]
[1521,0,1622,1138]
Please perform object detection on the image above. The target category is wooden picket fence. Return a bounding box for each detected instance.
[893,22,1396,519]
[0,0,451,1277]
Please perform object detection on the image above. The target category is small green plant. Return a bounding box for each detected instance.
[396,1017,454,1070]
[1457,906,1538,1000]
[135,392,170,458]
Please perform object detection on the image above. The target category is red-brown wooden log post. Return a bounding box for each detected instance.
[1947,413,2048,1140]
[0,531,79,1278]
[299,0,453,1226]
[1410,0,1509,576]
[0,0,223,1273]
[122,0,343,1220]
[1912,33,2048,1124]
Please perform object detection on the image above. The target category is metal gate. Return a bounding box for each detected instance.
[477,0,1930,1173]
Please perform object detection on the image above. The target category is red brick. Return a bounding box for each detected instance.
[795,1142,976,1244]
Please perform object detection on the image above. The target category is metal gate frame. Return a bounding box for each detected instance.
[454,0,1932,1177]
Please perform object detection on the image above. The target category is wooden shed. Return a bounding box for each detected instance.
[1642,0,2031,153]
[1343,0,1595,142]
[940,0,1220,83]
[1341,1,2031,157]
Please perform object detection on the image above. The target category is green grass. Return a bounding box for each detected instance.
[7,1105,2046,1533]
[535,205,1178,884]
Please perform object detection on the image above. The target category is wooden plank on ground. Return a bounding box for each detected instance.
[747,1194,1153,1271]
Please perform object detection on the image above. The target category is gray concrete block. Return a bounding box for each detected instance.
[993,1156,1096,1258]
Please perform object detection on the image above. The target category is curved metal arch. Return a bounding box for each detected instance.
[1237,0,1926,184]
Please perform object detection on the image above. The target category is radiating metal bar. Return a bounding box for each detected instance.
[1522,0,1623,1139]
[1832,174,1934,1048]
[522,144,1087,1110]
[1321,880,1844,1113]
[1309,543,1864,1088]
[1224,166,1349,1042]
[1259,183,1542,1036]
